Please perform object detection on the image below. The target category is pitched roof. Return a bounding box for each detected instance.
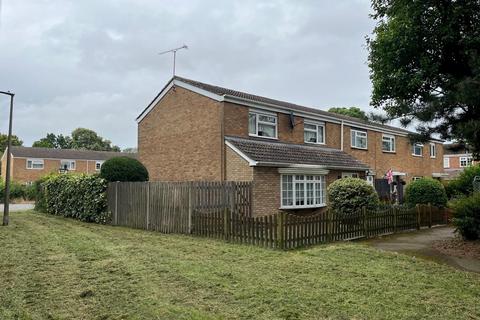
[225,136,369,170]
[7,146,137,161]
[172,76,429,137]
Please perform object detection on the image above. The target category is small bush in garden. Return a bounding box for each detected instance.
[24,184,37,201]
[405,178,448,208]
[39,174,109,223]
[451,192,480,240]
[0,181,26,203]
[100,157,148,182]
[328,178,379,217]
[445,164,480,198]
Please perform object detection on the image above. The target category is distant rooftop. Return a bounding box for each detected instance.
[6,146,137,161]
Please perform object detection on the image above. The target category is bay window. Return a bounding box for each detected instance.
[281,174,326,208]
[248,111,277,138]
[304,121,325,144]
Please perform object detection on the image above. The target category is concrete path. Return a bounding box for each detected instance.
[0,203,34,212]
[365,226,480,273]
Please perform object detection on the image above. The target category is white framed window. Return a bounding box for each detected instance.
[60,160,76,170]
[351,129,367,149]
[366,176,374,186]
[412,176,423,181]
[95,161,104,171]
[412,143,423,157]
[281,174,326,209]
[248,111,277,139]
[460,156,473,167]
[26,158,44,170]
[430,143,437,158]
[443,157,450,168]
[342,172,359,178]
[304,121,325,144]
[382,134,395,152]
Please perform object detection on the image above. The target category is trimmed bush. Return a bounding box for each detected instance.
[328,178,379,216]
[405,178,448,208]
[445,164,480,198]
[451,192,480,240]
[100,157,148,182]
[0,181,26,203]
[40,174,109,223]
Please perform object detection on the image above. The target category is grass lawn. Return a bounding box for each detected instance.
[1,211,479,320]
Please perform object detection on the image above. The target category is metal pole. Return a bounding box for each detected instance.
[1,91,14,226]
[173,50,176,77]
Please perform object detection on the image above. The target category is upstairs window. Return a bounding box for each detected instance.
[430,143,437,158]
[60,160,76,170]
[382,134,395,152]
[443,157,450,168]
[248,111,277,139]
[304,121,325,144]
[26,158,44,170]
[460,157,473,167]
[351,129,367,149]
[281,174,326,209]
[412,143,423,157]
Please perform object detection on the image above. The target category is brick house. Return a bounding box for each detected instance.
[1,146,136,184]
[137,77,444,216]
[443,143,477,180]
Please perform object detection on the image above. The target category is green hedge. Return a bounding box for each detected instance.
[451,192,480,240]
[405,178,448,208]
[100,157,148,182]
[327,178,379,216]
[0,180,27,203]
[40,174,109,223]
[444,164,480,198]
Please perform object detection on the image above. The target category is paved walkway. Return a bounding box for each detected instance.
[365,226,480,273]
[0,203,34,212]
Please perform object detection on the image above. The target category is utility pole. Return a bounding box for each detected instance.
[1,90,14,226]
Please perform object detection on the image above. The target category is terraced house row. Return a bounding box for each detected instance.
[137,77,444,216]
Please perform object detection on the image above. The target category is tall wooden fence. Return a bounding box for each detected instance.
[107,181,252,233]
[191,204,449,249]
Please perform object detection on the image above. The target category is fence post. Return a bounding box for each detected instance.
[393,206,397,233]
[188,184,193,234]
[327,209,333,242]
[146,182,150,230]
[277,212,284,249]
[415,204,421,230]
[362,207,367,238]
[223,207,231,240]
[428,203,432,228]
[114,181,119,225]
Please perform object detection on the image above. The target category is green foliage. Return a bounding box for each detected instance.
[328,107,368,121]
[39,174,109,223]
[32,133,72,149]
[405,178,448,208]
[71,128,120,151]
[368,0,480,155]
[24,184,37,201]
[0,180,26,203]
[445,164,480,198]
[0,133,23,153]
[327,178,379,216]
[33,174,58,212]
[451,192,480,240]
[100,157,148,182]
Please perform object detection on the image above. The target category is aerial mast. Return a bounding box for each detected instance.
[158,44,188,77]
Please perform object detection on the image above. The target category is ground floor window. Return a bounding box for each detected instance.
[281,174,326,209]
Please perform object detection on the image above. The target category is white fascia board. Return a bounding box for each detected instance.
[136,79,225,123]
[444,153,472,158]
[257,162,368,171]
[278,167,330,175]
[225,141,257,166]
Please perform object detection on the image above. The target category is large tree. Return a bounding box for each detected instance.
[0,133,23,153]
[71,128,120,152]
[32,133,72,149]
[368,0,480,157]
[328,107,369,121]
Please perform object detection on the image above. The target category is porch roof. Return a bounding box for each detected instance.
[225,136,369,170]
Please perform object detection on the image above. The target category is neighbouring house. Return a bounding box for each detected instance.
[137,77,444,216]
[0,146,137,184]
[443,143,478,180]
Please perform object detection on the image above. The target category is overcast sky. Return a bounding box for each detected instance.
[0,0,376,149]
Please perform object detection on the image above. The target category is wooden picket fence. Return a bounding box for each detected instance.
[107,181,252,233]
[191,203,449,249]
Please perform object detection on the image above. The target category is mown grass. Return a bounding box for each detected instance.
[0,211,479,320]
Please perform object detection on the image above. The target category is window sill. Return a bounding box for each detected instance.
[305,141,326,145]
[351,146,368,150]
[430,156,436,159]
[412,154,423,157]
[382,150,396,154]
[26,168,44,170]
[280,204,326,210]
[248,134,278,140]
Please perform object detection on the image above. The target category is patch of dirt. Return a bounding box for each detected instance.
[432,237,480,260]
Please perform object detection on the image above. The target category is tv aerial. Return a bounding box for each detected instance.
[158,44,188,77]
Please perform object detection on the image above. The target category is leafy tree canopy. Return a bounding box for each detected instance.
[328,107,369,121]
[368,0,480,158]
[32,128,120,152]
[0,133,23,153]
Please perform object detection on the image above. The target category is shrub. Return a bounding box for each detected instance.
[100,157,148,182]
[0,181,26,203]
[34,174,59,212]
[39,174,109,223]
[328,178,379,216]
[445,164,480,198]
[24,184,37,201]
[405,178,448,208]
[451,192,480,240]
